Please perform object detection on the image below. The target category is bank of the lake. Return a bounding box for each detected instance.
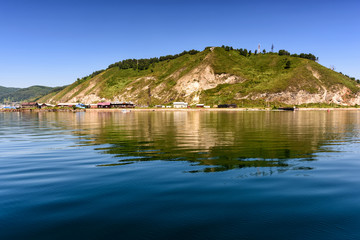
[0,108,86,113]
[2,107,360,114]
[87,107,360,112]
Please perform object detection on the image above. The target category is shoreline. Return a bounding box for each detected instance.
[2,107,359,113]
[87,107,360,112]
[0,109,86,113]
[0,107,360,112]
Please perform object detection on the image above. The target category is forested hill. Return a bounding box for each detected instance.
[0,86,21,101]
[39,46,360,107]
[1,85,67,103]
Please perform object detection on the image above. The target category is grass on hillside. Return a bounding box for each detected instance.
[200,48,360,105]
[97,49,209,99]
[44,47,360,106]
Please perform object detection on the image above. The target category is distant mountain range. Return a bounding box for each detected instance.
[0,85,67,103]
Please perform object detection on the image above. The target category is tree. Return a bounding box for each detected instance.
[244,49,248,56]
[107,49,199,72]
[254,50,258,55]
[278,49,290,56]
[299,53,316,61]
[238,48,248,57]
[263,49,266,54]
[285,60,291,69]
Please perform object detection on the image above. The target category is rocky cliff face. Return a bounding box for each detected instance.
[247,87,360,106]
[244,67,360,106]
[40,47,360,106]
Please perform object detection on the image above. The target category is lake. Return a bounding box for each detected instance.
[1,110,360,239]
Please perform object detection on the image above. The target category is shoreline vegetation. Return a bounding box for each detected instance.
[1,107,360,113]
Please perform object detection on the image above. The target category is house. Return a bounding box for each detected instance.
[90,104,98,108]
[155,105,166,108]
[57,103,78,107]
[97,102,111,108]
[173,102,188,108]
[110,102,135,108]
[39,103,55,108]
[21,102,40,109]
[196,104,205,108]
[218,104,237,108]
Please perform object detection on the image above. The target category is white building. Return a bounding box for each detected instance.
[57,103,79,107]
[173,102,188,108]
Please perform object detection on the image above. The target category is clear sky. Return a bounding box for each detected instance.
[0,0,359,88]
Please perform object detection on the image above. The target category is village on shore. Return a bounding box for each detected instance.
[1,101,243,110]
[2,100,360,112]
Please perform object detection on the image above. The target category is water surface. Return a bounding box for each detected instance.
[1,111,360,239]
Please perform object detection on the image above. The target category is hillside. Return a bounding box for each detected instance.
[0,86,21,101]
[39,47,360,107]
[1,85,66,103]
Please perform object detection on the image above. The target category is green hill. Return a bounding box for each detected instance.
[0,86,21,101]
[1,85,66,103]
[39,47,360,107]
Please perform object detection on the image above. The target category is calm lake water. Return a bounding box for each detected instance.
[1,110,360,239]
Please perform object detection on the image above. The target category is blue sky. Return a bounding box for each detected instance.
[0,0,359,88]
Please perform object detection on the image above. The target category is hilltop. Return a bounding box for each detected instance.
[39,47,360,107]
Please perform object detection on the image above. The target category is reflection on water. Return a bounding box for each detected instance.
[2,111,360,240]
[8,110,358,174]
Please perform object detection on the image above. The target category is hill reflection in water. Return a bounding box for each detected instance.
[42,110,360,173]
[2,110,360,239]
